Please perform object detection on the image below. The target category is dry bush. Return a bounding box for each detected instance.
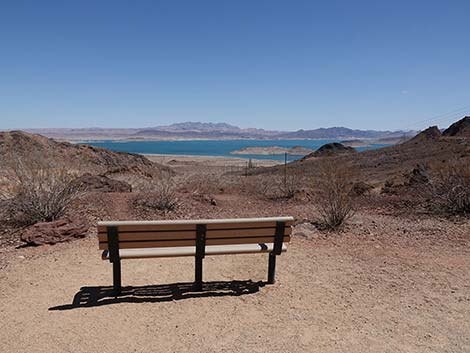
[0,152,83,226]
[256,173,300,200]
[314,162,356,231]
[424,162,470,215]
[133,171,178,212]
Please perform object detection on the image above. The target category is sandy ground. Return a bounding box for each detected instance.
[1,154,470,352]
[1,211,469,353]
[145,154,282,167]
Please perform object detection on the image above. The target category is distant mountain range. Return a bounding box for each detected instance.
[23,121,415,141]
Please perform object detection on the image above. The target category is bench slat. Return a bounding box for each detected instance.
[206,227,291,238]
[102,243,288,260]
[97,220,293,234]
[98,235,291,250]
[97,223,196,233]
[98,226,292,243]
[98,231,196,242]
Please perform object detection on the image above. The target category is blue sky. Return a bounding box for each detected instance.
[1,0,469,131]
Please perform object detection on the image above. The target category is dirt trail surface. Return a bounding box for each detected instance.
[1,213,469,353]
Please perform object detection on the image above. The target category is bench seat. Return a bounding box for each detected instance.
[102,242,287,260]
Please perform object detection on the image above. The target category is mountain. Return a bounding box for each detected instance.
[277,127,411,140]
[23,122,414,141]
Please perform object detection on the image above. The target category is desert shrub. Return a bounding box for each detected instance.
[256,173,299,199]
[424,162,470,215]
[0,153,83,226]
[133,171,178,212]
[314,162,356,231]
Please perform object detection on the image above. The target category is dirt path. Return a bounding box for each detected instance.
[1,216,469,353]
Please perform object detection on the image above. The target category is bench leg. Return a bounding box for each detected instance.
[194,256,203,291]
[268,252,276,284]
[113,259,122,295]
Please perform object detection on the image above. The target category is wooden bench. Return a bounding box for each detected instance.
[97,217,293,295]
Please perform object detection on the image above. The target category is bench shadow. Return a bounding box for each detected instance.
[49,280,265,311]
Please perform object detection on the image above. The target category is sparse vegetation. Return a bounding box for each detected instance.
[256,173,300,200]
[314,162,356,231]
[133,171,178,212]
[0,152,83,226]
[425,162,470,215]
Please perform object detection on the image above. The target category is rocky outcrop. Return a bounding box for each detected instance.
[301,143,356,160]
[408,126,441,143]
[442,116,470,137]
[21,218,89,246]
[74,173,132,192]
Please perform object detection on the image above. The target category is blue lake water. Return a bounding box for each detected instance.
[85,140,390,161]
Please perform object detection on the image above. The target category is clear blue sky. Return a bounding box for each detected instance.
[1,0,469,131]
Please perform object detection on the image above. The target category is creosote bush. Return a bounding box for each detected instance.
[133,171,178,212]
[425,162,470,215]
[257,173,299,200]
[0,153,83,226]
[315,162,356,231]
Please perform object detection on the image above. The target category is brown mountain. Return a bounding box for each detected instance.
[406,126,442,143]
[442,116,470,137]
[0,130,166,177]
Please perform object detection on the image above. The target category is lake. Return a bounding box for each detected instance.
[85,139,390,161]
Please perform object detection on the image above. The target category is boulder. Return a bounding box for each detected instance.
[74,173,132,192]
[350,181,374,196]
[21,218,89,246]
[407,164,429,185]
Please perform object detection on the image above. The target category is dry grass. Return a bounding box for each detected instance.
[0,151,83,226]
[425,161,470,215]
[133,171,179,212]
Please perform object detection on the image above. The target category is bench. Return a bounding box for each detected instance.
[97,217,293,295]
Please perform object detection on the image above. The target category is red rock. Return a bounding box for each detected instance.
[21,218,89,246]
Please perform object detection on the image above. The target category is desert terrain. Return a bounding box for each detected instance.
[0,118,469,352]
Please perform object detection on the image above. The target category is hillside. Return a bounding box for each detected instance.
[442,116,470,137]
[255,124,470,185]
[0,131,165,177]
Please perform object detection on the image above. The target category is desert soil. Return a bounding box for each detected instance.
[0,155,469,353]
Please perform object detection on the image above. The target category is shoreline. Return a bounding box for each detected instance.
[143,153,283,167]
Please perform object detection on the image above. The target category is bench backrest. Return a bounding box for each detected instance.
[97,217,293,250]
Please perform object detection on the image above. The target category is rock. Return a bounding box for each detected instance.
[381,179,397,194]
[74,173,132,192]
[350,181,374,196]
[21,218,89,246]
[442,116,470,137]
[293,222,319,240]
[407,164,429,185]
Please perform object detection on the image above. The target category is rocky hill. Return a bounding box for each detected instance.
[301,142,356,160]
[442,116,470,137]
[0,131,166,177]
[406,126,442,143]
[255,118,470,185]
